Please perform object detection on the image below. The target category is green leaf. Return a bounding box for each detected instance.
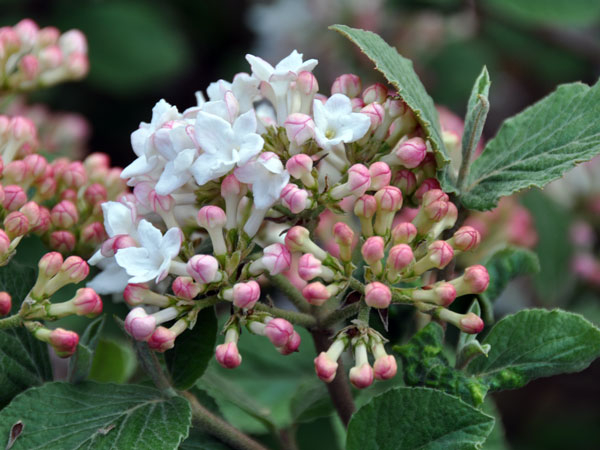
[89,339,136,384]
[481,398,509,450]
[394,322,489,406]
[68,315,106,383]
[0,381,191,450]
[0,262,52,407]
[290,379,335,423]
[480,247,540,320]
[481,0,600,26]
[462,80,600,210]
[166,307,217,390]
[455,67,490,190]
[468,309,600,390]
[346,387,495,450]
[330,25,449,168]
[179,427,232,450]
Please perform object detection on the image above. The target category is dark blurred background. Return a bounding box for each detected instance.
[3,0,600,448]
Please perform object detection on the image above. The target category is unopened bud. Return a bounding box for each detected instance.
[232,280,261,309]
[187,255,221,284]
[51,200,79,228]
[284,113,315,146]
[333,222,354,262]
[125,307,156,341]
[331,73,362,98]
[362,83,387,104]
[369,162,391,190]
[0,291,11,316]
[172,276,201,300]
[72,287,103,317]
[364,281,392,309]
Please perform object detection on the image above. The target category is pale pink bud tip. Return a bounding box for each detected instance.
[124,307,156,341]
[453,226,481,251]
[298,253,322,281]
[216,342,242,369]
[365,282,392,309]
[464,265,490,293]
[395,137,427,168]
[221,174,243,197]
[373,355,398,380]
[354,195,377,218]
[62,256,89,283]
[197,206,227,229]
[39,251,63,277]
[285,226,310,252]
[0,291,11,316]
[460,313,485,334]
[302,282,330,306]
[279,331,301,355]
[331,73,362,98]
[123,283,149,306]
[232,280,261,309]
[148,326,176,352]
[314,352,338,382]
[347,164,371,197]
[49,328,79,358]
[262,243,292,275]
[286,154,313,179]
[264,318,294,348]
[362,236,385,265]
[333,222,354,246]
[388,244,414,271]
[350,363,374,389]
[187,255,219,284]
[73,287,102,317]
[436,283,457,307]
[428,241,454,269]
[284,113,315,146]
[375,186,403,212]
[172,277,201,300]
[369,162,391,190]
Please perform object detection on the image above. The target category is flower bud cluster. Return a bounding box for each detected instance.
[0,19,88,91]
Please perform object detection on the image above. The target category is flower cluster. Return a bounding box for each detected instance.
[93,50,490,387]
[0,19,88,92]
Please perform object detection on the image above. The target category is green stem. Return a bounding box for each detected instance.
[253,303,316,328]
[268,274,311,313]
[183,391,269,450]
[0,314,23,329]
[320,302,361,328]
[347,277,364,293]
[357,301,370,324]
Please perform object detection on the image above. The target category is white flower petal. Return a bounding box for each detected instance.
[237,134,264,165]
[160,228,182,259]
[194,112,235,155]
[191,153,236,186]
[246,54,275,81]
[137,219,163,253]
[121,154,158,179]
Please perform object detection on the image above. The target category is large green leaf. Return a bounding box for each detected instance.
[482,0,600,26]
[166,307,217,390]
[0,262,52,406]
[461,80,600,210]
[346,387,495,450]
[331,25,449,168]
[0,382,191,449]
[394,322,488,406]
[468,309,600,390]
[89,339,137,383]
[68,315,106,383]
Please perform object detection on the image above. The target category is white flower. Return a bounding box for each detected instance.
[207,73,260,113]
[234,152,290,209]
[246,50,317,122]
[114,220,182,284]
[87,258,131,295]
[313,93,371,151]
[121,99,181,181]
[191,110,264,186]
[153,124,198,195]
[88,201,138,265]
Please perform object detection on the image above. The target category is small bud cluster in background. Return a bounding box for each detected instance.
[87,49,492,388]
[0,19,88,92]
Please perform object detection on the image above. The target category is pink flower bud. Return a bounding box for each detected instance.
[4,161,28,183]
[81,222,106,246]
[38,26,60,45]
[391,222,417,244]
[148,326,176,352]
[302,281,331,306]
[362,83,388,104]
[3,185,27,211]
[394,137,427,168]
[278,331,301,355]
[72,287,102,317]
[49,328,79,358]
[23,154,47,180]
[350,363,374,389]
[60,189,77,203]
[281,184,309,213]
[284,113,315,145]
[124,283,150,306]
[262,243,292,275]
[215,342,242,369]
[393,170,417,195]
[346,164,371,197]
[187,254,220,284]
[452,226,481,251]
[51,200,79,228]
[362,237,384,266]
[37,176,57,199]
[424,200,449,222]
[197,205,226,230]
[463,265,490,294]
[59,29,88,54]
[298,253,323,281]
[428,241,454,269]
[10,116,37,144]
[285,226,310,252]
[172,277,201,300]
[375,185,403,212]
[373,355,397,380]
[31,206,50,233]
[62,161,87,188]
[66,52,89,78]
[149,190,174,213]
[314,352,338,382]
[19,54,39,80]
[39,251,63,278]
[232,280,261,309]
[414,178,441,201]
[125,307,156,341]
[264,318,294,347]
[286,154,313,179]
[39,45,63,69]
[388,244,414,272]
[84,152,110,172]
[296,71,319,96]
[369,162,391,190]
[421,189,449,207]
[84,183,108,205]
[387,98,409,118]
[333,222,354,247]
[0,230,9,255]
[354,195,377,220]
[15,19,39,45]
[361,103,385,129]
[0,291,11,316]
[331,74,362,98]
[4,211,29,238]
[61,255,89,283]
[221,174,243,197]
[434,283,457,307]
[365,281,392,309]
[459,312,485,334]
[49,231,76,253]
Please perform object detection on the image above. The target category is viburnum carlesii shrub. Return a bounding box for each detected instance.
[4,24,600,450]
